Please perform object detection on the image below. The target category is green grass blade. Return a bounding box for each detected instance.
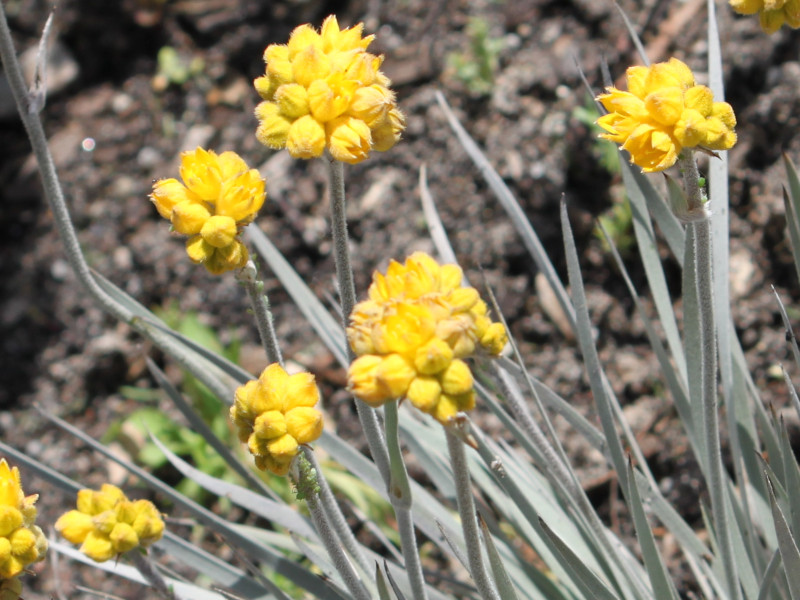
[756,549,783,600]
[767,476,800,600]
[624,459,681,600]
[145,358,271,495]
[598,221,693,445]
[419,164,460,268]
[538,518,621,600]
[0,443,278,599]
[435,90,576,334]
[148,433,318,540]
[621,165,686,383]
[782,155,800,284]
[247,226,348,367]
[38,409,351,599]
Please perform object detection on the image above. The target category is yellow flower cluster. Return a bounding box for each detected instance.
[347,252,507,425]
[55,484,164,562]
[231,364,325,476]
[596,58,737,173]
[151,148,266,274]
[730,0,800,32]
[0,460,46,580]
[254,15,405,164]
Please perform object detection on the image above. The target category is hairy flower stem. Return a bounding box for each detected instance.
[237,260,283,367]
[0,6,234,405]
[297,455,372,600]
[679,154,741,600]
[302,447,370,573]
[384,401,429,600]
[130,551,179,600]
[326,157,391,484]
[445,428,501,600]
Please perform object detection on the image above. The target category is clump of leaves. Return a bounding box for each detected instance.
[447,18,505,96]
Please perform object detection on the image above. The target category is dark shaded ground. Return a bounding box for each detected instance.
[2,0,800,597]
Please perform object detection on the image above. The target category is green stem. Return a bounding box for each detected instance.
[326,157,391,484]
[237,259,283,367]
[679,154,741,600]
[0,5,234,405]
[302,447,370,573]
[296,453,372,600]
[445,427,500,600]
[383,401,429,600]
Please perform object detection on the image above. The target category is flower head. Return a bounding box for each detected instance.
[254,15,405,163]
[230,364,324,476]
[0,460,47,580]
[596,58,737,172]
[346,252,507,425]
[55,484,164,562]
[150,148,266,274]
[729,0,800,32]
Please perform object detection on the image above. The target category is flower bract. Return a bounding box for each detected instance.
[0,460,47,580]
[596,58,737,172]
[230,364,325,476]
[254,15,405,164]
[55,484,164,562]
[150,148,266,274]
[347,252,507,425]
[729,0,800,33]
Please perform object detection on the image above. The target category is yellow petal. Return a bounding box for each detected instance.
[644,87,685,126]
[172,201,212,235]
[275,83,310,119]
[326,116,372,164]
[253,411,287,440]
[376,353,416,399]
[406,376,442,413]
[440,359,474,396]
[285,406,324,444]
[286,115,327,159]
[414,337,454,375]
[55,510,93,544]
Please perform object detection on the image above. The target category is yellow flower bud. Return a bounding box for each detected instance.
[0,539,9,564]
[432,394,459,424]
[254,75,276,101]
[414,337,454,375]
[285,406,324,444]
[109,522,139,554]
[406,376,442,413]
[293,46,332,88]
[370,106,405,152]
[8,529,35,563]
[348,355,388,406]
[217,169,266,224]
[256,102,292,149]
[376,353,416,399]
[712,102,737,129]
[684,85,714,117]
[254,410,288,440]
[267,434,299,460]
[286,115,327,159]
[644,87,685,126]
[131,500,165,546]
[275,83,310,119]
[326,115,372,163]
[673,109,708,148]
[440,359,474,396]
[200,215,238,249]
[80,531,115,562]
[481,322,507,355]
[288,24,323,59]
[349,84,394,126]
[0,508,21,539]
[150,178,198,220]
[55,510,93,544]
[179,147,223,200]
[185,235,215,264]
[265,44,293,85]
[172,202,212,235]
[205,239,249,274]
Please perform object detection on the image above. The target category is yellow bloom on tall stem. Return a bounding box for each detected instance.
[55,484,164,562]
[230,364,324,476]
[0,460,47,580]
[596,58,737,172]
[346,252,507,425]
[730,0,800,33]
[254,15,405,163]
[150,148,266,274]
